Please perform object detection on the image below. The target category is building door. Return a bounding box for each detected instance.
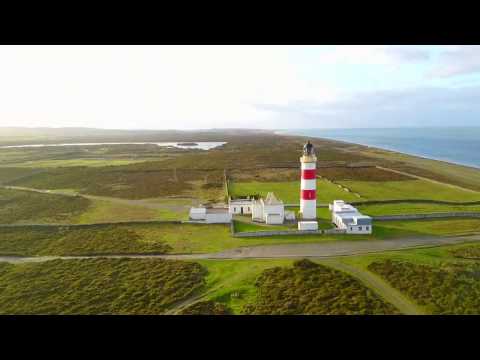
[241,207,243,214]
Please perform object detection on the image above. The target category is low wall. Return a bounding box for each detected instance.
[373,212,480,221]
[233,228,346,238]
[352,199,480,206]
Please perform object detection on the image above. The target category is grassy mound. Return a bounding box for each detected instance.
[0,258,206,315]
[0,188,90,224]
[242,259,399,315]
[368,259,480,314]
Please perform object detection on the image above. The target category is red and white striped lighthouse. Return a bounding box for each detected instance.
[300,141,317,220]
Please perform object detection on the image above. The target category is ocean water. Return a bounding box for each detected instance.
[280,127,480,169]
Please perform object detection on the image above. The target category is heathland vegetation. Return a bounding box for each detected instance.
[0,188,90,224]
[242,259,399,315]
[0,258,206,314]
[368,259,480,314]
[2,129,480,315]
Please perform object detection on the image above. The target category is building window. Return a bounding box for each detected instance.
[366,226,369,231]
[359,226,362,231]
[350,227,353,231]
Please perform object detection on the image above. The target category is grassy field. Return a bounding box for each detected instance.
[0,258,206,314]
[338,179,480,202]
[376,218,480,237]
[232,220,295,232]
[358,202,480,216]
[357,145,480,192]
[229,179,361,204]
[72,197,187,224]
[0,188,91,224]
[197,259,292,314]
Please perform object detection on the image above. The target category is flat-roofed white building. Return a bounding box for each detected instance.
[252,192,285,225]
[329,200,372,234]
[228,197,254,215]
[189,206,232,224]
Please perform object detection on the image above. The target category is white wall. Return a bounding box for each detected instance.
[205,212,232,224]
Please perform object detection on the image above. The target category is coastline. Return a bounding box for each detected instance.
[275,130,480,171]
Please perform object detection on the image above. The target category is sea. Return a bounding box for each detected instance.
[279,127,480,169]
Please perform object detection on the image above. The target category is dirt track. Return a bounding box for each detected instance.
[1,234,480,264]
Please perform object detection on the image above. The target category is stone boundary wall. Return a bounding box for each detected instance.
[373,212,480,221]
[233,228,346,238]
[352,199,480,206]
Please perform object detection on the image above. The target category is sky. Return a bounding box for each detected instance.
[0,45,480,130]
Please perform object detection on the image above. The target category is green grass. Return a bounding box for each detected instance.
[376,218,480,237]
[0,258,206,314]
[0,188,91,224]
[197,259,293,314]
[232,220,295,232]
[72,198,174,224]
[358,202,480,216]
[229,179,361,204]
[339,179,480,202]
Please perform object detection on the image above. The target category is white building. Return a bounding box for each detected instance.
[252,192,285,225]
[189,206,232,224]
[329,200,372,234]
[228,197,254,215]
[298,221,318,231]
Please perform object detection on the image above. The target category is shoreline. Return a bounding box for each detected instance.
[276,130,480,171]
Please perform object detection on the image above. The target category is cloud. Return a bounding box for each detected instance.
[254,86,480,128]
[317,45,431,66]
[429,46,480,78]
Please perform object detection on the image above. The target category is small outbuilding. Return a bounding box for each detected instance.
[189,206,232,224]
[329,200,372,234]
[228,197,254,215]
[252,192,285,225]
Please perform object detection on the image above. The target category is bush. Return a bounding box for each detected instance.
[179,301,232,315]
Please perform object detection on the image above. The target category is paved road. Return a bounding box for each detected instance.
[1,234,480,264]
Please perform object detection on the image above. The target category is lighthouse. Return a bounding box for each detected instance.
[299,140,317,220]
